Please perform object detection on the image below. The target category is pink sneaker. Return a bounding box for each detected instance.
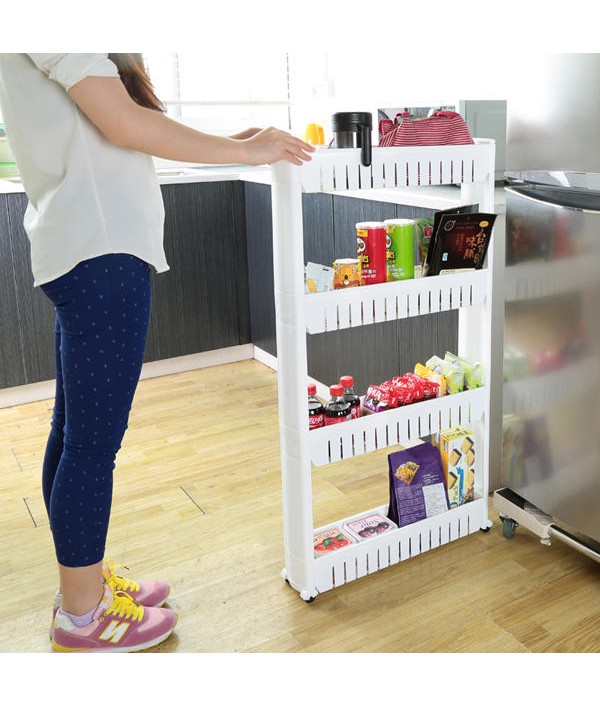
[51,586,177,652]
[53,561,170,617]
[101,561,170,607]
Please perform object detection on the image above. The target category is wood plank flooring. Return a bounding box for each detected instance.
[0,359,598,654]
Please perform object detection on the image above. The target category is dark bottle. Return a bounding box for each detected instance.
[340,375,361,420]
[308,383,325,430]
[324,384,351,425]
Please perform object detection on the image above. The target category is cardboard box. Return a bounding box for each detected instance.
[313,527,355,557]
[343,513,397,542]
[439,427,476,507]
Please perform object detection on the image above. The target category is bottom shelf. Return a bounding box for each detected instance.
[308,498,490,596]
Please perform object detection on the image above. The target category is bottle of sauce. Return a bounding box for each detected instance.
[308,383,324,430]
[340,375,361,420]
[324,384,351,425]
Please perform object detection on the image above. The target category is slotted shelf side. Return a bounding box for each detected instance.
[305,269,488,334]
[312,498,487,594]
[310,387,486,466]
[288,140,495,193]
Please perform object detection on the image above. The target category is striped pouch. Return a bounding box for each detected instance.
[379,110,474,147]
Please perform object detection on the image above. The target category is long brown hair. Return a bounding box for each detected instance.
[108,53,165,112]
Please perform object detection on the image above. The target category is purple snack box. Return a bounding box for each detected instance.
[387,443,450,527]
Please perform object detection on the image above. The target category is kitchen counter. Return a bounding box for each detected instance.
[0,164,270,193]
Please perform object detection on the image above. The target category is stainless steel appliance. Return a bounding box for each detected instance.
[495,54,600,561]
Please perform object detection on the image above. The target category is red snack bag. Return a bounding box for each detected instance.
[405,372,438,400]
[390,376,416,405]
[363,384,391,413]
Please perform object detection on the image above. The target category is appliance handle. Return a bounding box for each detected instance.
[361,124,372,167]
[506,185,600,213]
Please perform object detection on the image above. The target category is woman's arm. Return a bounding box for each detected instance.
[69,76,313,166]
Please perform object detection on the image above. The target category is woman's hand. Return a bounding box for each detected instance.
[241,126,315,166]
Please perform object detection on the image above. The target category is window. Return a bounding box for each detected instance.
[143,52,292,136]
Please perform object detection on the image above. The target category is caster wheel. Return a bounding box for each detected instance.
[479,519,493,533]
[299,589,318,603]
[502,517,518,539]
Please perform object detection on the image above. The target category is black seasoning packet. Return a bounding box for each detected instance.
[426,212,496,276]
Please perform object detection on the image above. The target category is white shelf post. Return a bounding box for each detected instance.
[271,162,317,599]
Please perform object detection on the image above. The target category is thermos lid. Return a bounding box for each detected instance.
[331,111,373,131]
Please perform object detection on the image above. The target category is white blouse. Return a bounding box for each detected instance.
[0,53,169,286]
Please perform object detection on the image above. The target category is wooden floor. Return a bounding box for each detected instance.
[1,359,598,654]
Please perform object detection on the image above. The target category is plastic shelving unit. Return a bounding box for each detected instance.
[271,140,498,601]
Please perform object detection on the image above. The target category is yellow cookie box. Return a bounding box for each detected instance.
[439,427,476,508]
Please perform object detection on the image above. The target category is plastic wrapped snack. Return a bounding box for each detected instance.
[426,355,465,394]
[414,363,446,396]
[444,351,483,389]
[304,262,334,293]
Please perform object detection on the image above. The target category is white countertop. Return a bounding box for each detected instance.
[0,164,271,194]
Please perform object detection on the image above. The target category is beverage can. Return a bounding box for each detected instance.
[384,219,415,281]
[356,222,387,285]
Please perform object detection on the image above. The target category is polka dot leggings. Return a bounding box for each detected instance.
[40,254,152,568]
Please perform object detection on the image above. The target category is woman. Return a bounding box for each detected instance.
[0,53,313,652]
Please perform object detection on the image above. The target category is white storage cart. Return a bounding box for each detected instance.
[271,140,498,601]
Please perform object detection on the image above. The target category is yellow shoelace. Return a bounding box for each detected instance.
[104,561,141,594]
[104,591,144,622]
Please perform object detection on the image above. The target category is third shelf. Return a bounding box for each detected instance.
[309,386,487,467]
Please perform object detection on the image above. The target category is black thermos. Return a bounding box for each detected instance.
[331,111,373,167]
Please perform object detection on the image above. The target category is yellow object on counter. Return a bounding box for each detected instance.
[305,123,325,145]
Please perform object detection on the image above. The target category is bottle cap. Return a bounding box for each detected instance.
[340,375,354,387]
[330,384,343,396]
[307,383,317,395]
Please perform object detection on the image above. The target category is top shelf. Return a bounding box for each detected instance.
[271,139,496,194]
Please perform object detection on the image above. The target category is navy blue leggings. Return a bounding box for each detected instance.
[40,254,152,568]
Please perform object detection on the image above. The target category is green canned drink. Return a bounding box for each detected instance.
[384,219,415,281]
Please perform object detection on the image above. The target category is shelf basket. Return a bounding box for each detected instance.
[276,141,495,194]
[313,498,488,594]
[309,387,487,466]
[305,269,489,334]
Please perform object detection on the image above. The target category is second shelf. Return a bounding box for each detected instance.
[304,269,489,334]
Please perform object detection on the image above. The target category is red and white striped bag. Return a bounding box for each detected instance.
[378,110,474,147]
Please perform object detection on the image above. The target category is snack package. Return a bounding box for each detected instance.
[305,262,335,293]
[414,363,447,396]
[403,372,440,400]
[439,426,476,507]
[343,513,397,542]
[363,371,441,414]
[444,352,483,389]
[362,382,402,413]
[387,443,450,527]
[415,217,434,267]
[313,527,355,557]
[426,355,465,394]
